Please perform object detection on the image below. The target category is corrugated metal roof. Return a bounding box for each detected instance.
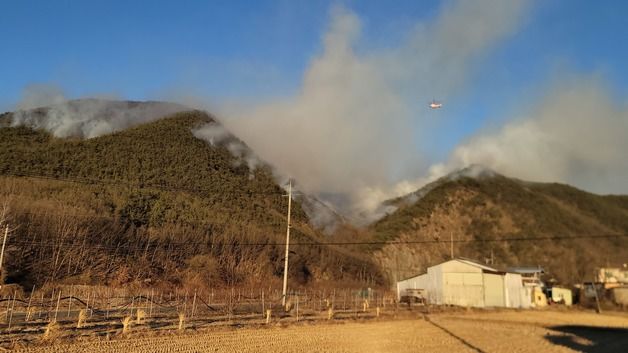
[507,266,545,274]
[455,258,499,272]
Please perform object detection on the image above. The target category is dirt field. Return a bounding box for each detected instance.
[12,310,628,353]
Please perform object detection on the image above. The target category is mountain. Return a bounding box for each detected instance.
[0,100,383,289]
[1,99,188,138]
[370,166,628,285]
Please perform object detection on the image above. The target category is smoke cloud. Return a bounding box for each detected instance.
[192,123,262,173]
[426,77,628,195]
[11,84,186,139]
[218,1,529,219]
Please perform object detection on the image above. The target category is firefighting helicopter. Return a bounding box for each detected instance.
[429,99,443,109]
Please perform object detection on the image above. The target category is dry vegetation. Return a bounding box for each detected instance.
[9,310,628,353]
[372,173,628,284]
[0,111,384,291]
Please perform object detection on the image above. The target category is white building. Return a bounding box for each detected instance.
[397,258,530,308]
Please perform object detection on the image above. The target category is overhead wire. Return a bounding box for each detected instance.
[2,171,627,253]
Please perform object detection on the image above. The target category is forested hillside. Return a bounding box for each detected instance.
[371,169,628,285]
[0,107,384,290]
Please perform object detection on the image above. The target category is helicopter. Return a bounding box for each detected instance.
[429,99,443,109]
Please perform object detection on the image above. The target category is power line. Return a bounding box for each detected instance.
[5,233,627,252]
[0,171,289,196]
[3,173,628,250]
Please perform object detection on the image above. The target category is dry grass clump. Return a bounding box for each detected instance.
[42,321,60,341]
[77,309,87,328]
[265,309,272,324]
[25,307,36,322]
[178,313,185,331]
[121,316,132,334]
[136,309,146,325]
[284,299,293,312]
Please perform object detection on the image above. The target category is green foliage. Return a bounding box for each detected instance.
[371,173,628,284]
[0,110,385,288]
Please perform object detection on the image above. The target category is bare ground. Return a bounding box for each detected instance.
[11,309,628,353]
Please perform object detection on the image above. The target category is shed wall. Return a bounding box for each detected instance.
[504,273,527,308]
[483,273,505,307]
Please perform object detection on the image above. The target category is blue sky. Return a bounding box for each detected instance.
[1,0,627,170]
[2,1,626,103]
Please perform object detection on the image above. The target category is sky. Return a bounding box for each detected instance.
[2,0,628,218]
[3,1,627,109]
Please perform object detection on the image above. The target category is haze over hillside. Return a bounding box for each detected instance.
[371,166,628,285]
[0,103,382,289]
[1,100,626,289]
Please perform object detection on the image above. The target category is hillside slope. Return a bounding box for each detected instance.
[0,104,383,289]
[371,167,628,285]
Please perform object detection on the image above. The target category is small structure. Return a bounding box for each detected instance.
[593,266,628,307]
[397,258,530,308]
[548,287,573,305]
[508,266,544,287]
[532,286,548,307]
[508,266,548,307]
[597,267,628,286]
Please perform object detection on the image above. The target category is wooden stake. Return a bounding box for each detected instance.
[191,291,197,319]
[47,290,54,321]
[149,289,154,318]
[0,225,9,278]
[67,286,72,317]
[8,291,16,329]
[25,285,35,321]
[105,292,110,319]
[54,291,61,322]
[85,291,91,318]
[296,294,299,322]
[38,291,44,319]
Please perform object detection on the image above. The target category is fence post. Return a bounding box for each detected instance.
[67,285,73,317]
[25,285,35,322]
[8,291,16,329]
[296,294,299,322]
[54,291,61,322]
[191,291,197,319]
[149,289,154,318]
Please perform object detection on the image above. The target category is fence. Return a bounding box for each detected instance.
[0,286,397,347]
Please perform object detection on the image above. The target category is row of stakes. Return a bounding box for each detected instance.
[265,298,381,324]
[46,300,382,339]
[10,295,384,341]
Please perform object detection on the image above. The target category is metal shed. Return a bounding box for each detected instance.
[396,258,529,308]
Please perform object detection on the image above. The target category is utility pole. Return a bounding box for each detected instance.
[0,225,8,284]
[450,231,453,259]
[281,180,292,308]
[593,269,602,314]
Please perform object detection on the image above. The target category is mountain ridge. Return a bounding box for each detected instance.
[370,167,628,285]
[0,102,384,289]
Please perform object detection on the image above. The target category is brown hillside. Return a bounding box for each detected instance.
[0,104,384,290]
[371,169,628,285]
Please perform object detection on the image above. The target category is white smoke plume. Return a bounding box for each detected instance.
[425,77,628,195]
[192,123,262,173]
[10,84,186,139]
[218,0,529,219]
